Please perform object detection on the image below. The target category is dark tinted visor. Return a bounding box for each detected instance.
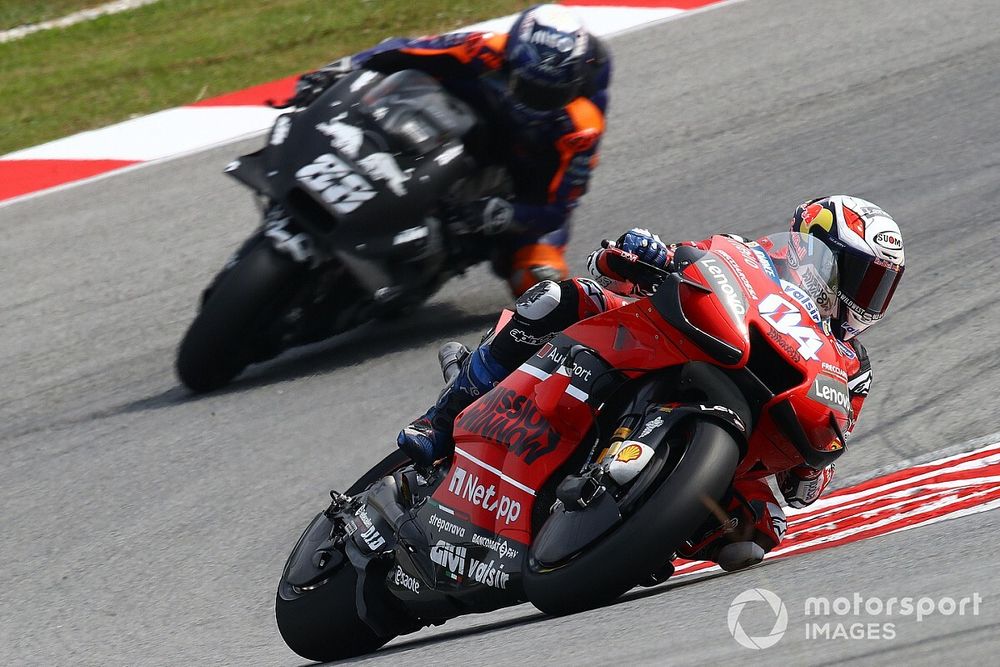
[509,73,577,111]
[840,251,904,316]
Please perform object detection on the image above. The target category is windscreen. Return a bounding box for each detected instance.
[757,232,839,321]
[362,70,476,154]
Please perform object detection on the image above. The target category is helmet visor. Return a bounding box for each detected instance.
[839,251,904,320]
[509,72,577,111]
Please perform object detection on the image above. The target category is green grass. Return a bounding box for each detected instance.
[0,0,533,155]
[1,1,110,30]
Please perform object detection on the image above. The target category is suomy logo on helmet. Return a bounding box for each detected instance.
[873,231,902,250]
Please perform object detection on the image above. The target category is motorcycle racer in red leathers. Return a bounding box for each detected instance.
[287,4,611,296]
[397,195,906,572]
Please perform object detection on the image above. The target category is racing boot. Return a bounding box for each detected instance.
[397,343,507,466]
[678,480,785,572]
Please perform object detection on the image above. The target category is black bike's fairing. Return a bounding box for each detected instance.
[179,69,501,391]
[228,70,477,257]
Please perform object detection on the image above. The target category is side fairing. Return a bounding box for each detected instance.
[255,70,477,253]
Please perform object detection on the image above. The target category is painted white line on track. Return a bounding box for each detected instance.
[0,0,162,43]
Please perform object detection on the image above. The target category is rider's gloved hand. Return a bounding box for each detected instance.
[283,57,354,108]
[778,464,835,508]
[616,228,668,269]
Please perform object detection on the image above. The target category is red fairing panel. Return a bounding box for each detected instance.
[434,299,696,543]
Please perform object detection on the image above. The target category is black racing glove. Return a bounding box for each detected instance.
[276,56,354,109]
[595,242,670,295]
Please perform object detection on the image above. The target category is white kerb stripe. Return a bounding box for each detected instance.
[454,447,536,496]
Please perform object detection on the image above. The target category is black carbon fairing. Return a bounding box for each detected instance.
[229,70,480,258]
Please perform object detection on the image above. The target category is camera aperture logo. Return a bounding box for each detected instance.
[727,588,788,649]
[728,589,983,648]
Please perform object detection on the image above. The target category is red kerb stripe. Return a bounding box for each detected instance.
[190,76,299,108]
[0,160,139,201]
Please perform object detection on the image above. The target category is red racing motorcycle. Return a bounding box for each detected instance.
[274,232,857,661]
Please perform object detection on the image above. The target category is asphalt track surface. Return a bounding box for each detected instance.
[2,0,999,664]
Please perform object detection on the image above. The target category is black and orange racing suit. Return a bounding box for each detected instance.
[323,30,612,295]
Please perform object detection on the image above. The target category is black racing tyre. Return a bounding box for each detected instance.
[346,449,413,495]
[176,244,301,392]
[522,419,740,616]
[275,450,413,662]
[276,561,387,662]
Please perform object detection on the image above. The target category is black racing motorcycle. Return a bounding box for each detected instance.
[176,69,508,392]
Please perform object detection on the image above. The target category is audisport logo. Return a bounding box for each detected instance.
[727,588,788,649]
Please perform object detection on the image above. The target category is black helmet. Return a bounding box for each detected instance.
[505,4,589,117]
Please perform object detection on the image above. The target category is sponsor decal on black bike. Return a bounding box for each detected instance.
[392,565,420,594]
[471,533,520,561]
[455,388,560,464]
[355,507,386,551]
[430,540,511,590]
[428,513,467,539]
[296,153,377,215]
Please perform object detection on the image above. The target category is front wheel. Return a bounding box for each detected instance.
[522,419,740,616]
[276,561,388,662]
[176,243,302,392]
[275,450,413,661]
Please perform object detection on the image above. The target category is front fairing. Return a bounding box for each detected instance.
[229,70,478,256]
[671,235,853,474]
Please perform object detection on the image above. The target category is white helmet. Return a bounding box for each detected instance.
[790,195,905,339]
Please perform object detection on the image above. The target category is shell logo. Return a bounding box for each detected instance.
[616,444,643,463]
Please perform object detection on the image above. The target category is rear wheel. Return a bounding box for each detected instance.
[522,419,740,616]
[176,244,302,392]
